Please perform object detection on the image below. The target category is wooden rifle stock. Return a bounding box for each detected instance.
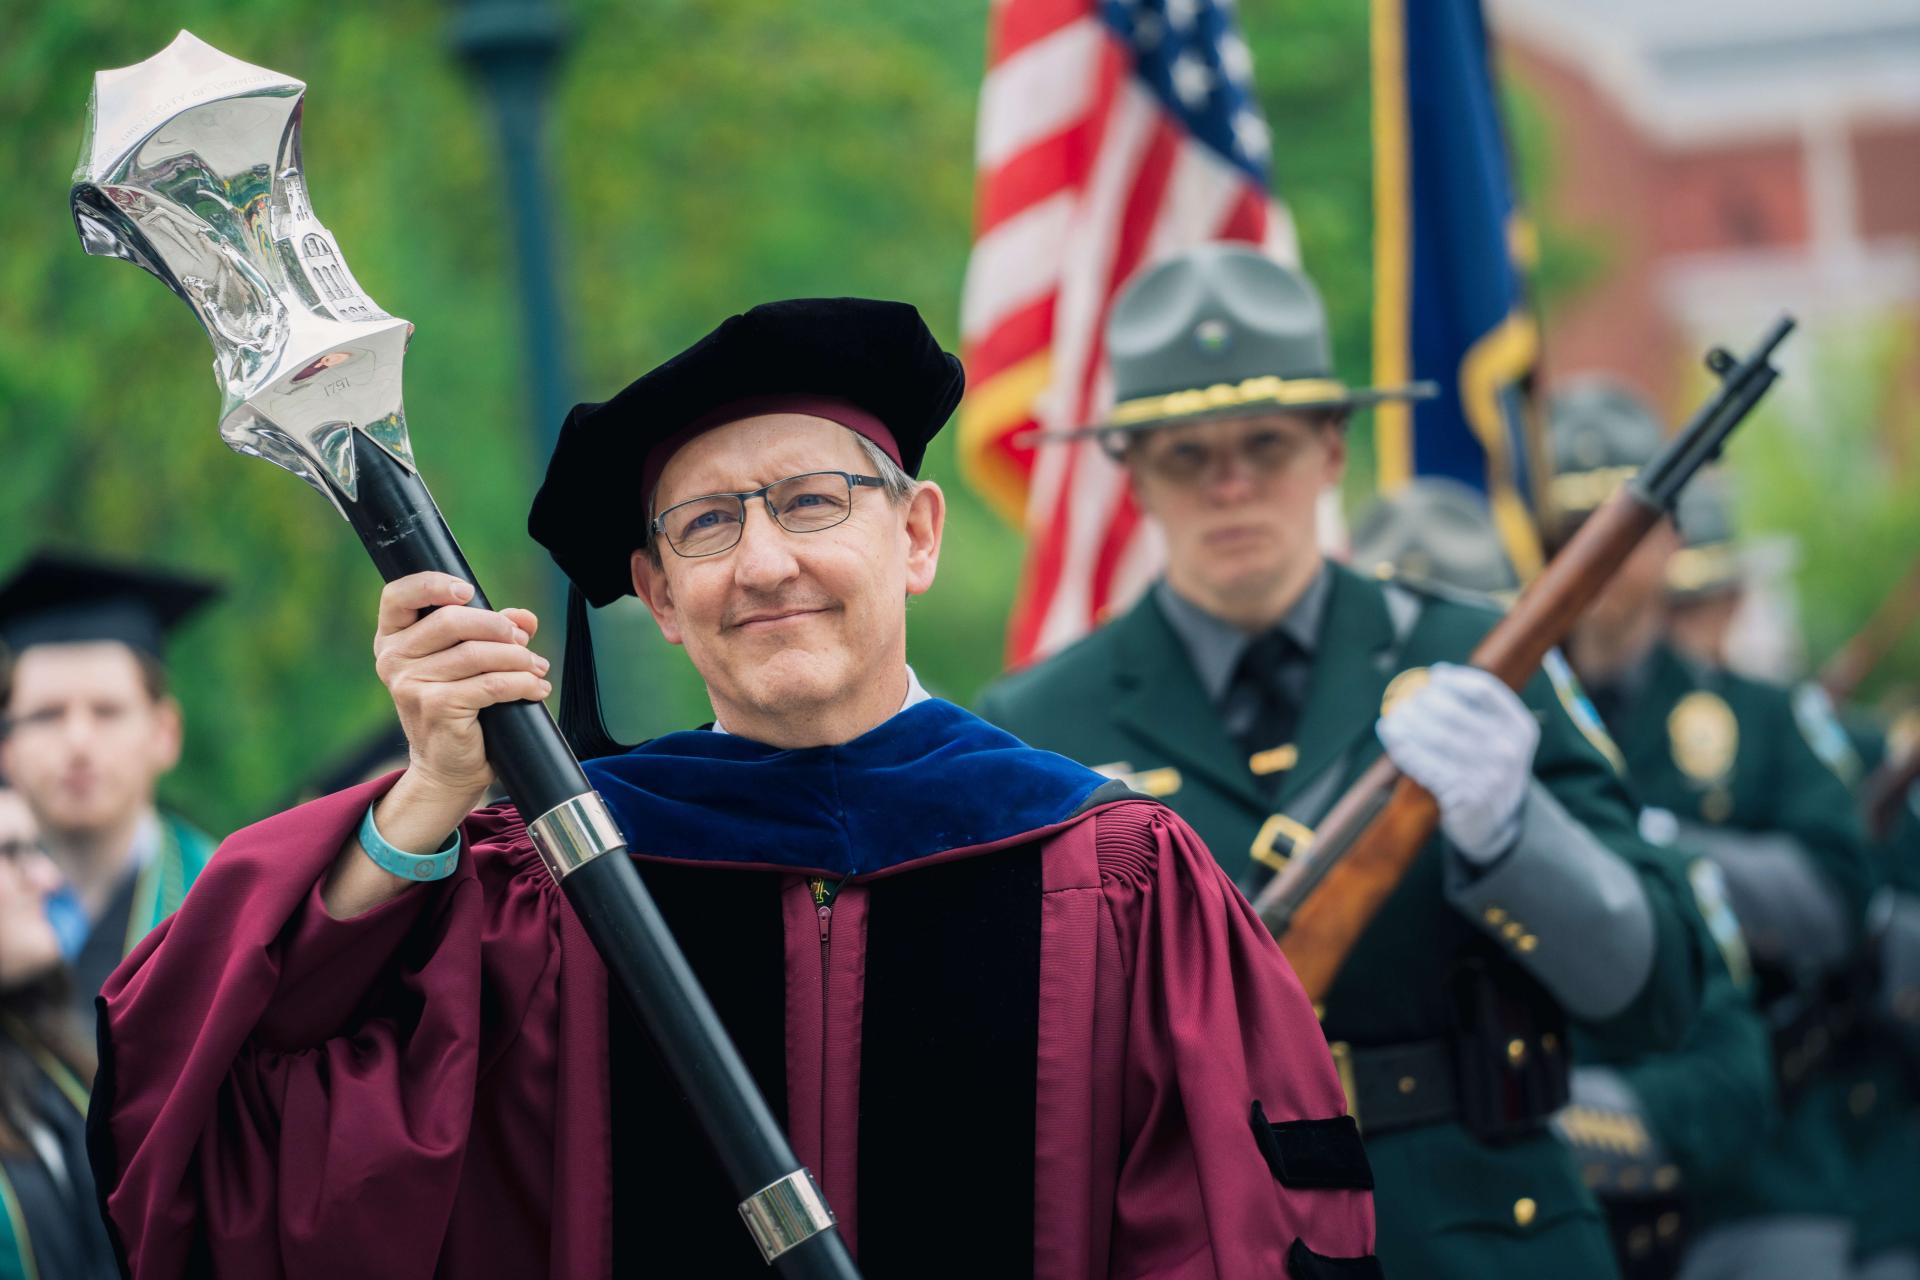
[1259,497,1663,999]
[1253,317,1796,1001]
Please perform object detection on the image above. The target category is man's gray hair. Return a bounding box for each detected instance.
[853,432,917,502]
[641,426,917,559]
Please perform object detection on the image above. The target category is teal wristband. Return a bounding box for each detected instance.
[358,802,461,882]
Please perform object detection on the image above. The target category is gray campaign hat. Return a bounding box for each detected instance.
[1546,377,1666,520]
[1666,467,1743,600]
[1349,478,1520,598]
[1078,243,1434,438]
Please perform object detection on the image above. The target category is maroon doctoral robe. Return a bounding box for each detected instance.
[91,762,1376,1278]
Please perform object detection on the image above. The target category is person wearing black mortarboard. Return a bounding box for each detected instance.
[86,299,1381,1279]
[0,553,220,1015]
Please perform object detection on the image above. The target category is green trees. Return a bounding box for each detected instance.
[3,1,1907,833]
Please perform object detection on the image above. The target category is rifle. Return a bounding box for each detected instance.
[1819,557,1920,705]
[1864,740,1920,845]
[1255,318,1796,1001]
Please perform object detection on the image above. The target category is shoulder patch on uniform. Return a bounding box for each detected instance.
[1791,684,1861,784]
[1687,857,1752,989]
[1249,1102,1374,1190]
[1287,1239,1387,1279]
[1544,648,1626,775]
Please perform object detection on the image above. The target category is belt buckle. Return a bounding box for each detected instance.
[1251,813,1316,872]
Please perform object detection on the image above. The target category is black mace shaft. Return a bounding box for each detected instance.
[338,435,860,1278]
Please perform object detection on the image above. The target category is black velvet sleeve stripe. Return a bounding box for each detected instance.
[1288,1238,1386,1279]
[1250,1102,1375,1190]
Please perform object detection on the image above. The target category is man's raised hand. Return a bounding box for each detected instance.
[372,572,549,808]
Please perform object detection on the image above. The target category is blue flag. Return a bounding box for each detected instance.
[1371,0,1545,576]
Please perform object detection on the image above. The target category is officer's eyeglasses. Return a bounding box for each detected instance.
[651,470,888,558]
[1106,421,1326,487]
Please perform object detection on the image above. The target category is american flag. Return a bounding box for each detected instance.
[960,0,1298,667]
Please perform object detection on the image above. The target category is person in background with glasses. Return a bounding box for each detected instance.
[0,554,220,1018]
[89,298,1381,1279]
[0,781,118,1280]
[977,244,1706,1279]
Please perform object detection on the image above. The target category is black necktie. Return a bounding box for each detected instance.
[1586,680,1627,737]
[1228,630,1301,794]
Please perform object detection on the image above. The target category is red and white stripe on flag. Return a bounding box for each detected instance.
[959,0,1298,668]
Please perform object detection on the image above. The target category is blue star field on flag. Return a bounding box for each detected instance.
[1100,0,1273,183]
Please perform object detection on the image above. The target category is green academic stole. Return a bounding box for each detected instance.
[0,1017,91,1280]
[121,813,216,959]
[0,1167,34,1280]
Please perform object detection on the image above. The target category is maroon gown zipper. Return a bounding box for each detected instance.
[809,875,845,1164]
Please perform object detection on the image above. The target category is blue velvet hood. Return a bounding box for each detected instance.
[582,699,1108,878]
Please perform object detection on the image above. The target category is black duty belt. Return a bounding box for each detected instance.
[1337,1039,1458,1135]
[1334,1026,1569,1141]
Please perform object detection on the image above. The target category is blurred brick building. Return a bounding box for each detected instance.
[1488,0,1920,418]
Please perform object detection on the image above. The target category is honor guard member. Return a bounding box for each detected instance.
[0,552,218,1014]
[1353,480,1777,1280]
[1659,471,1748,670]
[978,245,1704,1279]
[1347,476,1521,601]
[89,299,1380,1280]
[1549,382,1877,1280]
[1841,709,1920,1280]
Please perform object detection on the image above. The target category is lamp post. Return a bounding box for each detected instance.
[450,0,575,621]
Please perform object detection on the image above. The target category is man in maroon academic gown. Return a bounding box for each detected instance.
[89,300,1380,1279]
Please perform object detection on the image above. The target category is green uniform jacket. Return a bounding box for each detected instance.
[1597,643,1875,1226]
[979,565,1702,1278]
[1609,864,1776,1185]
[1838,722,1920,1261]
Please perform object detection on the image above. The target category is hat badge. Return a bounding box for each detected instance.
[1192,317,1232,357]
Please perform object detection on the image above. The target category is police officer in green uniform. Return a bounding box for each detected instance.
[1549,383,1878,1280]
[1353,477,1778,1280]
[978,245,1704,1279]
[0,553,220,1016]
[1843,707,1920,1280]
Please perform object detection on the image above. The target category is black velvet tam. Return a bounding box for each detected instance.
[528,297,964,607]
[0,550,220,660]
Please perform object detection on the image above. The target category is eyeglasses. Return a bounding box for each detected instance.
[1105,419,1331,486]
[651,470,888,558]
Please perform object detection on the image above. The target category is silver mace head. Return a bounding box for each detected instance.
[71,30,417,512]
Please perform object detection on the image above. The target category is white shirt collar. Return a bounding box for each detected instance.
[126,808,162,871]
[711,665,930,736]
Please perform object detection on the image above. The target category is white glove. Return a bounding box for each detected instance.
[1377,662,1539,863]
